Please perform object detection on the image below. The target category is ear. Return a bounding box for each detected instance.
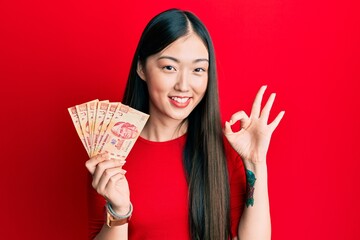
[136,61,146,81]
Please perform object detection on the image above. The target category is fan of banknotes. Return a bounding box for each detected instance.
[68,100,149,158]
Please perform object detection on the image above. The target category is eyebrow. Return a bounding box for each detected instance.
[157,56,209,63]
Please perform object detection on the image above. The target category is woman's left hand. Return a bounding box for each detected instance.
[224,85,285,167]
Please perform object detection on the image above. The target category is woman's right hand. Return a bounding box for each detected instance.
[85,153,130,215]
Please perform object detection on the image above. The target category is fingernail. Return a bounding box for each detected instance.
[120,169,127,174]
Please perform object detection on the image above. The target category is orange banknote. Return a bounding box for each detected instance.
[68,100,149,158]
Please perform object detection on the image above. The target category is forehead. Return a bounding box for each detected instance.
[156,33,209,61]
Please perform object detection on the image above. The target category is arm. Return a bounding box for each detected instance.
[85,153,130,240]
[224,85,285,240]
[236,162,270,240]
[94,224,128,240]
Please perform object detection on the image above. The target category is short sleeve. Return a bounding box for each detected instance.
[87,173,106,240]
[224,139,247,238]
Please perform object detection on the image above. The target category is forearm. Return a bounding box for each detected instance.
[238,161,271,240]
[94,224,128,240]
[94,203,131,240]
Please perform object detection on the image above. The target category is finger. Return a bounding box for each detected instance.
[92,159,126,188]
[260,93,276,122]
[106,171,127,190]
[224,120,233,134]
[269,111,285,131]
[85,152,109,175]
[250,85,267,119]
[224,111,250,134]
[104,172,128,206]
[96,167,127,195]
[109,155,127,162]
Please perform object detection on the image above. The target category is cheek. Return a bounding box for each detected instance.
[193,77,208,94]
[143,68,169,106]
[145,71,172,92]
[147,79,170,95]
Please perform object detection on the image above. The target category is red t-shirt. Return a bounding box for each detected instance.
[88,135,246,239]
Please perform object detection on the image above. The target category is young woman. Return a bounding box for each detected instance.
[85,8,284,240]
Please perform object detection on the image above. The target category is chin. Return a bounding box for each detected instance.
[170,111,192,121]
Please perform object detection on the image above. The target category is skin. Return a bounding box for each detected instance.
[224,85,285,240]
[85,31,285,240]
[137,33,209,141]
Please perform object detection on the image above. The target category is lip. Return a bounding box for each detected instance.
[169,96,191,108]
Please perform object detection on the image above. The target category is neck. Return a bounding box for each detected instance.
[140,116,188,142]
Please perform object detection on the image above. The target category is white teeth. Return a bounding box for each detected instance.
[171,97,189,103]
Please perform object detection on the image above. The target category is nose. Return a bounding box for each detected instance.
[174,71,190,92]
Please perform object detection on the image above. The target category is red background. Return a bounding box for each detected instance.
[1,0,359,239]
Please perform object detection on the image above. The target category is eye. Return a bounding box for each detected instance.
[163,66,176,71]
[194,68,206,73]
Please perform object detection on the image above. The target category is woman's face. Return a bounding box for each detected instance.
[138,33,209,123]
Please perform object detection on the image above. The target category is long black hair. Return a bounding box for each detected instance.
[122,9,230,240]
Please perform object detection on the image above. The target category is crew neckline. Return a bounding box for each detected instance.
[137,133,187,145]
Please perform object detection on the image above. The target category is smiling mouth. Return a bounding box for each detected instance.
[170,97,190,103]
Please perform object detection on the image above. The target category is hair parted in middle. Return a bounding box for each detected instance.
[122,9,230,240]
